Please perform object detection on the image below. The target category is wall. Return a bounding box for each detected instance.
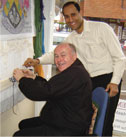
[80,0,126,19]
[0,98,34,136]
[0,0,36,135]
[0,38,35,136]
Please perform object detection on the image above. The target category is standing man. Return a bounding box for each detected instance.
[24,1,126,136]
[13,43,93,136]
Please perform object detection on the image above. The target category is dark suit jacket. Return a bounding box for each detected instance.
[19,59,93,135]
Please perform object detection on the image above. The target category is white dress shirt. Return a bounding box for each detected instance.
[39,19,126,85]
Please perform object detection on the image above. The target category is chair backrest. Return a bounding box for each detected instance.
[92,87,109,136]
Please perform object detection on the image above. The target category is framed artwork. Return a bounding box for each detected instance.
[0,0,35,40]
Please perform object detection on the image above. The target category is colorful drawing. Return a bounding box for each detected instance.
[0,0,3,13]
[1,0,30,34]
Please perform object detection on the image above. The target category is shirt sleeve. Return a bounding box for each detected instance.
[18,67,91,101]
[101,23,126,84]
[19,76,49,101]
[38,51,54,64]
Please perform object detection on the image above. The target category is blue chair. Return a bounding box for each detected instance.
[92,87,109,136]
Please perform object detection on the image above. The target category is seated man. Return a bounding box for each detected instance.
[13,43,93,136]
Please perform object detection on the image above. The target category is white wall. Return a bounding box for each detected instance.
[0,0,35,135]
[0,38,35,136]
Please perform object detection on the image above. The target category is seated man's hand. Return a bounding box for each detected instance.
[22,69,36,79]
[23,58,40,67]
[13,68,25,82]
[13,68,36,82]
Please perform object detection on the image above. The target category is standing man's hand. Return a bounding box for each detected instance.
[23,58,40,67]
[105,83,118,97]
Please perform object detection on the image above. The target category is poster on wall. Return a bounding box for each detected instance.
[113,99,126,133]
[0,0,35,40]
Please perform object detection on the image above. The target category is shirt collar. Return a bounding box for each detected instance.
[73,19,90,36]
[84,19,90,32]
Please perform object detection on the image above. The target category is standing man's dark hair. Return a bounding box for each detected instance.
[62,1,80,15]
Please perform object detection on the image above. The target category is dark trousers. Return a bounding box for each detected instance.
[91,73,122,136]
[13,116,85,136]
